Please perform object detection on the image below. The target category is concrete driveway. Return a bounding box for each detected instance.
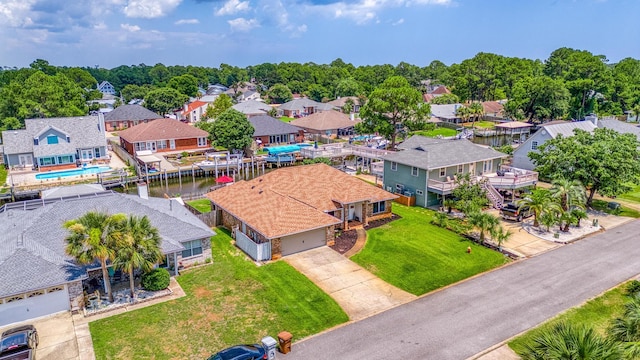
[0,312,80,360]
[285,247,416,321]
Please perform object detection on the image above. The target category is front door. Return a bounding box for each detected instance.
[348,205,355,220]
[146,141,157,152]
[81,149,94,161]
[468,163,475,176]
[18,154,33,166]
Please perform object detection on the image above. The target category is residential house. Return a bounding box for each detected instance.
[237,90,262,102]
[430,103,464,123]
[2,116,109,171]
[207,163,397,261]
[118,118,210,155]
[232,100,273,117]
[290,110,361,137]
[278,98,333,117]
[0,190,215,326]
[206,84,228,95]
[383,136,537,208]
[249,115,304,145]
[482,101,506,120]
[97,81,116,96]
[177,100,209,123]
[598,118,640,142]
[103,104,164,131]
[512,121,597,170]
[327,96,362,113]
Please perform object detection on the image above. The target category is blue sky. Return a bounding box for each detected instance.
[0,0,638,69]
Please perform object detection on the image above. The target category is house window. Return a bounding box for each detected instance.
[416,189,424,196]
[57,155,73,164]
[483,160,493,173]
[156,140,167,150]
[39,157,54,166]
[411,167,419,177]
[531,141,538,150]
[197,137,207,147]
[47,135,58,144]
[372,201,386,214]
[390,162,397,171]
[66,135,71,143]
[439,168,446,177]
[181,239,203,258]
[135,142,146,152]
[169,139,176,149]
[457,164,463,173]
[33,138,39,146]
[94,148,101,158]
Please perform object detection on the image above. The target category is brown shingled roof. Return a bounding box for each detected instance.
[290,110,360,131]
[118,118,209,142]
[206,163,397,239]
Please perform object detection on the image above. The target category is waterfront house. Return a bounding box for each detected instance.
[206,164,396,261]
[248,115,304,145]
[232,100,273,118]
[383,136,537,208]
[97,81,116,96]
[103,104,164,131]
[278,98,333,117]
[1,116,109,171]
[0,190,215,326]
[290,110,360,137]
[118,118,210,155]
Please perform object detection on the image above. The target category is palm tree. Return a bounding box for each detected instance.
[455,105,471,124]
[523,321,622,360]
[112,215,163,300]
[550,178,587,212]
[467,212,499,244]
[490,225,512,251]
[517,189,555,228]
[64,212,125,302]
[443,198,456,214]
[609,297,640,359]
[571,208,589,228]
[468,102,485,129]
[539,210,559,233]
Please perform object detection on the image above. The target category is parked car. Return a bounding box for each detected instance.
[500,202,534,222]
[207,344,267,360]
[0,325,38,360]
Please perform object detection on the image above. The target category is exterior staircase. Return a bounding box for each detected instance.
[483,180,504,209]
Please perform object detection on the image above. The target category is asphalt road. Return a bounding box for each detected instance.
[284,220,640,360]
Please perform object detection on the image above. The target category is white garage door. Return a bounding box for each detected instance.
[0,287,70,327]
[281,228,326,256]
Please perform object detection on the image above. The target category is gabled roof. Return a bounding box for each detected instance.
[327,96,360,108]
[598,119,640,142]
[0,192,215,297]
[181,100,208,114]
[385,135,507,169]
[104,104,162,121]
[482,101,504,116]
[541,121,597,138]
[206,164,396,239]
[118,118,209,142]
[279,98,333,112]
[1,116,107,156]
[249,115,301,137]
[290,110,360,131]
[430,86,451,95]
[232,100,272,115]
[430,104,463,119]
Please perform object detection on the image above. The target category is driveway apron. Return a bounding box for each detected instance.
[285,247,416,321]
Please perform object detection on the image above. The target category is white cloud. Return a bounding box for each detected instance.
[93,22,107,30]
[392,18,404,25]
[175,18,199,25]
[0,0,37,27]
[307,0,450,24]
[228,17,259,32]
[120,23,141,32]
[290,24,307,38]
[123,0,182,18]
[216,0,251,16]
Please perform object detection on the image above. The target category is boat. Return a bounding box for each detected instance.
[265,153,295,163]
[195,152,243,171]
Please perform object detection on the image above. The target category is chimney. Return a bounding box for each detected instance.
[137,181,149,200]
[585,114,598,127]
[184,103,189,112]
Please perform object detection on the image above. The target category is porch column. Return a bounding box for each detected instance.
[174,252,178,276]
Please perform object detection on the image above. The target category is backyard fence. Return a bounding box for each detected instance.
[235,231,271,261]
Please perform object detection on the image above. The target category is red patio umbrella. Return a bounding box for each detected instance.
[216,175,234,184]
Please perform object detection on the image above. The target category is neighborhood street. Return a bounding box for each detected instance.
[285,219,640,360]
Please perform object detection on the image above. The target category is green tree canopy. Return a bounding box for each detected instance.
[505,75,570,121]
[430,93,459,105]
[267,83,293,104]
[529,128,640,204]
[144,87,189,115]
[121,84,154,103]
[167,74,199,97]
[204,94,233,120]
[357,76,428,148]
[210,109,255,153]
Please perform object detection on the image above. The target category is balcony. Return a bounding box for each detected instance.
[483,166,538,190]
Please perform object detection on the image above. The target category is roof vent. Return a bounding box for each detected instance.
[251,185,255,189]
[259,190,263,194]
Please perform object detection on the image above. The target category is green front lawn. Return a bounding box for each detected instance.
[509,284,627,356]
[462,121,495,129]
[412,128,457,138]
[186,198,212,213]
[351,205,509,295]
[280,116,294,123]
[591,199,640,218]
[0,166,7,185]
[618,183,640,204]
[90,229,348,359]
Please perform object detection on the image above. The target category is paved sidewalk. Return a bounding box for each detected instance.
[285,247,416,321]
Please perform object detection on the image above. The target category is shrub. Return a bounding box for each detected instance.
[141,268,170,291]
[625,280,640,297]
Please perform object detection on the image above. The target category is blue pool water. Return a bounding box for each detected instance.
[266,143,312,155]
[36,166,113,180]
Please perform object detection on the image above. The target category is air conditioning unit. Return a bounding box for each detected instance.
[396,184,405,192]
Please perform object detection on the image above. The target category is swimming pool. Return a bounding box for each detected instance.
[35,166,113,180]
[266,143,312,155]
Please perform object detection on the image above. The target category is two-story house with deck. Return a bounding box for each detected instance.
[2,116,109,171]
[383,136,538,208]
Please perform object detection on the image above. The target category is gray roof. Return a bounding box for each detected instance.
[104,104,162,121]
[542,121,597,138]
[279,98,333,112]
[430,104,463,120]
[41,184,106,199]
[598,119,640,142]
[384,135,507,169]
[232,100,272,115]
[249,115,302,137]
[0,192,215,297]
[1,116,107,156]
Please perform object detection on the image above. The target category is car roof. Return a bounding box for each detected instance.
[215,344,263,360]
[1,325,35,338]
